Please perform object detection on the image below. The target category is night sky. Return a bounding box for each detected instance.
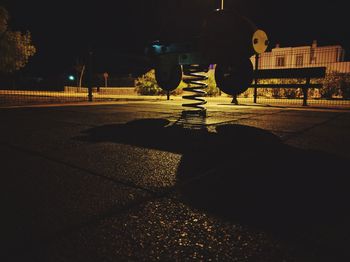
[1,0,349,76]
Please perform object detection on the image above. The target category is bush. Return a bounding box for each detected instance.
[256,79,282,98]
[135,69,184,96]
[239,88,253,98]
[135,68,223,97]
[319,71,350,99]
[256,79,305,99]
[205,69,220,96]
[270,88,281,98]
[282,88,299,99]
[339,74,350,99]
[135,70,161,95]
[308,88,319,98]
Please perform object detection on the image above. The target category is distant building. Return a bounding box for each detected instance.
[251,40,350,73]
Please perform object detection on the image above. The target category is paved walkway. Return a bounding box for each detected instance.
[1,101,350,261]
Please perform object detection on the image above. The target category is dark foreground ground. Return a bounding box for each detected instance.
[1,100,350,261]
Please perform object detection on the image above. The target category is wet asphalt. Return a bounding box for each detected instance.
[1,100,350,262]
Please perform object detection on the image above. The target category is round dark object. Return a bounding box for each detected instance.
[215,59,254,96]
[200,10,257,63]
[155,64,182,91]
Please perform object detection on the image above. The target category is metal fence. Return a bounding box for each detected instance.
[0,48,139,106]
[1,42,350,109]
[244,42,350,108]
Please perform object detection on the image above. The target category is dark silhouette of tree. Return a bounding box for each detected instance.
[0,6,36,73]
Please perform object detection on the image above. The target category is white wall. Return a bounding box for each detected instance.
[250,43,350,73]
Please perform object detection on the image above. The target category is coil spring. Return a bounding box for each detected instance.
[182,65,208,116]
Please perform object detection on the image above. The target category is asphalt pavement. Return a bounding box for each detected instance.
[1,99,350,261]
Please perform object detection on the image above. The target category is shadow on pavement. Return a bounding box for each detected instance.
[79,118,350,261]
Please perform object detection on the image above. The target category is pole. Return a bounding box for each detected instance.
[253,53,259,104]
[87,50,93,102]
[303,78,310,106]
[221,0,224,10]
[79,65,85,88]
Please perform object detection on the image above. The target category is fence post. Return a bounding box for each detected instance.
[87,49,93,102]
[303,78,310,106]
[254,53,259,103]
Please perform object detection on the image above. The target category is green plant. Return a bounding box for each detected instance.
[239,88,252,98]
[205,69,220,96]
[339,74,350,99]
[135,70,161,95]
[135,69,184,96]
[320,71,347,99]
[0,6,36,73]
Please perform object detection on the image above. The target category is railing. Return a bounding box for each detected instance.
[1,46,350,108]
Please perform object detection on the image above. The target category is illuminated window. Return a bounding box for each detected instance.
[275,56,285,67]
[295,55,303,67]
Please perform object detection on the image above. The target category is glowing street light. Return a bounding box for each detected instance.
[68,75,75,81]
